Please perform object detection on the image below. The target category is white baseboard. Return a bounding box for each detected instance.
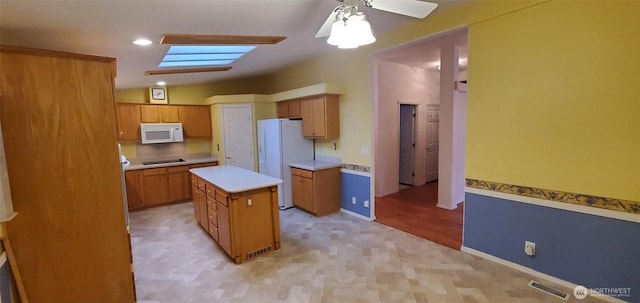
[460,246,628,303]
[340,208,373,221]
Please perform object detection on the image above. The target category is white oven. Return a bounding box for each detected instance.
[140,123,184,144]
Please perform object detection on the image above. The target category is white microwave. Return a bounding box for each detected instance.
[140,123,184,144]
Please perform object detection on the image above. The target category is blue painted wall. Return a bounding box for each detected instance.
[340,172,371,218]
[0,255,12,303]
[464,193,640,303]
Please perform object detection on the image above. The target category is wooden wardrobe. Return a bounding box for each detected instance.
[0,45,135,302]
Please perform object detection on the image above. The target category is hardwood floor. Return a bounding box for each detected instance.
[374,181,464,250]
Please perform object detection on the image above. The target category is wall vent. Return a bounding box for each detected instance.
[528,280,569,301]
[247,246,272,259]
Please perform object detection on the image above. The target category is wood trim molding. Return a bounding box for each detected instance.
[161,34,286,45]
[1,44,114,63]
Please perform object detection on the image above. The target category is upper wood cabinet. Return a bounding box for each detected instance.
[140,105,180,123]
[300,95,340,139]
[179,105,212,138]
[116,104,211,140]
[277,100,301,118]
[116,104,142,141]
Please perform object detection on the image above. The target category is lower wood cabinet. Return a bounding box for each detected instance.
[142,168,170,206]
[291,167,340,216]
[124,170,144,209]
[168,166,191,202]
[127,161,218,210]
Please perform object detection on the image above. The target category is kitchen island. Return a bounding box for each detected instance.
[190,165,283,264]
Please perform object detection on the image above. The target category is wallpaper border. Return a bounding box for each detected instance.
[466,179,639,214]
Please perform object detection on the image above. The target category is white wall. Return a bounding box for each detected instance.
[375,61,439,197]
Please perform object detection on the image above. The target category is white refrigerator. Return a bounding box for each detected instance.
[258,119,314,209]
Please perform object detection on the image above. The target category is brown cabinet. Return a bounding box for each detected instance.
[168,165,191,202]
[179,105,212,138]
[140,105,180,123]
[277,100,301,118]
[116,104,142,141]
[300,95,340,139]
[206,195,219,241]
[216,198,232,257]
[127,161,218,210]
[291,167,341,216]
[142,168,170,206]
[191,175,208,228]
[116,104,210,140]
[125,170,144,209]
[190,169,281,264]
[0,45,135,302]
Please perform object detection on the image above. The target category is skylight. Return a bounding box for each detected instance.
[159,45,256,68]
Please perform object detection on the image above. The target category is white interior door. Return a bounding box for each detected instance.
[222,104,255,171]
[399,104,416,185]
[425,104,439,182]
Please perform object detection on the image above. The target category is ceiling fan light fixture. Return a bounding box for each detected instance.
[326,11,376,49]
[327,13,346,46]
[349,13,376,46]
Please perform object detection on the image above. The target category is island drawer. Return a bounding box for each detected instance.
[197,178,206,191]
[215,190,228,206]
[291,167,312,179]
[206,183,215,198]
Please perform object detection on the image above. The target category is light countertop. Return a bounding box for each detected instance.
[122,153,219,171]
[289,160,342,171]
[190,165,282,193]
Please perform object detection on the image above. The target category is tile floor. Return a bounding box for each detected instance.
[131,202,607,303]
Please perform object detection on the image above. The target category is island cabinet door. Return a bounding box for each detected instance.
[217,201,232,257]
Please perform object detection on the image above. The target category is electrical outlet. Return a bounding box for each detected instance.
[351,197,356,205]
[364,200,370,208]
[525,241,536,256]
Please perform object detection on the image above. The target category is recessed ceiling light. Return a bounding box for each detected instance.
[156,81,166,86]
[133,39,152,46]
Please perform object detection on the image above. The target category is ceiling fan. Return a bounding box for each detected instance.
[315,0,438,48]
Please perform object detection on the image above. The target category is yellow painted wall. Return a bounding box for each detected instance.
[115,75,275,104]
[467,1,640,201]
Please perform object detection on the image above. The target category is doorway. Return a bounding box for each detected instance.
[399,104,416,186]
[221,104,255,171]
[372,28,467,249]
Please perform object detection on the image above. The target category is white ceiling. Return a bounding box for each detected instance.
[0,0,466,89]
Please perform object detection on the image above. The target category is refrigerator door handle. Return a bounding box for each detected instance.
[262,129,267,164]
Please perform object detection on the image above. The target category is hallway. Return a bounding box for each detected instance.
[374,182,463,250]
